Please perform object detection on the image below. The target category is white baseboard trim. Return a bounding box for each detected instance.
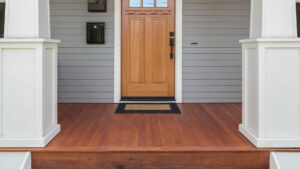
[239,124,300,148]
[239,124,259,146]
[0,124,60,148]
[43,125,61,146]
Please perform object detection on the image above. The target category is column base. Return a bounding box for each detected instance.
[240,38,300,148]
[0,38,60,148]
[240,124,300,148]
[0,125,60,148]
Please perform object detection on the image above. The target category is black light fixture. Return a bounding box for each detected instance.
[88,0,107,12]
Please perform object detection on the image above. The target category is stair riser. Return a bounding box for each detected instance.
[32,151,269,169]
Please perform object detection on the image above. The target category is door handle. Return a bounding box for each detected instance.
[170,38,174,59]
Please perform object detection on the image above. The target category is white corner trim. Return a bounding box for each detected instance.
[175,0,183,103]
[114,0,121,103]
[0,124,60,148]
[114,0,183,103]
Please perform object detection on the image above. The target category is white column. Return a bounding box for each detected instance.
[5,0,51,38]
[0,0,60,147]
[250,0,297,38]
[240,0,300,148]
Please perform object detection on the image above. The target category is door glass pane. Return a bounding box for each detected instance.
[156,0,168,7]
[129,0,141,7]
[143,0,154,7]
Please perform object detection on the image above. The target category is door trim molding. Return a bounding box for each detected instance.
[114,0,182,103]
[114,0,121,103]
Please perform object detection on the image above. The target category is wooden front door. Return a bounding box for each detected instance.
[122,0,175,97]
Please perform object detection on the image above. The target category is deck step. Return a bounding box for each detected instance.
[270,152,300,169]
[0,152,31,169]
[32,151,270,169]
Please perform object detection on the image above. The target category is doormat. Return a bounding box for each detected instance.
[115,103,181,114]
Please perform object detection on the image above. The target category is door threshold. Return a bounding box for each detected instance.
[120,100,177,104]
[121,97,175,102]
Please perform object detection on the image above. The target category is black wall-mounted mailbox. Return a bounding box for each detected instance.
[87,22,105,44]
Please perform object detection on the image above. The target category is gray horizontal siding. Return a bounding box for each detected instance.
[51,0,249,103]
[50,0,114,103]
[183,0,250,103]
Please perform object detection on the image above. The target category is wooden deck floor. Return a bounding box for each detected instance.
[49,103,254,152]
[1,103,299,152]
[1,103,300,169]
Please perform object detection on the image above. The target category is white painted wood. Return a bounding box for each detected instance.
[240,38,300,148]
[175,0,183,103]
[5,0,50,38]
[270,152,300,169]
[114,0,183,103]
[0,0,61,147]
[270,153,281,169]
[0,39,60,147]
[114,0,121,103]
[39,0,51,38]
[240,0,300,148]
[0,152,31,169]
[250,0,297,38]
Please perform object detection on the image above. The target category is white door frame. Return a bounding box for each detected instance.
[114,0,183,103]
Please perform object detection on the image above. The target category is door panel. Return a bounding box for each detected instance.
[129,18,145,84]
[152,18,167,83]
[122,0,175,97]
